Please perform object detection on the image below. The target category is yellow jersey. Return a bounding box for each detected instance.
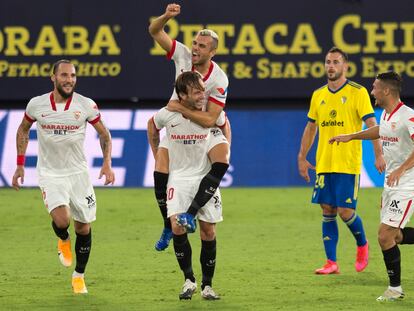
[308,80,375,174]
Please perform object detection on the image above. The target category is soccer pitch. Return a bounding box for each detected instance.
[1,187,414,310]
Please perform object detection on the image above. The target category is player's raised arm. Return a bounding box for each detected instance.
[92,119,115,185]
[148,3,181,53]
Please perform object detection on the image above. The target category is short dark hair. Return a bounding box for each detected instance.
[327,46,348,62]
[52,59,72,74]
[376,71,403,95]
[175,71,203,100]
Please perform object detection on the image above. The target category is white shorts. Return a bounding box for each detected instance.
[38,171,97,223]
[167,177,223,223]
[381,189,414,228]
[159,127,228,153]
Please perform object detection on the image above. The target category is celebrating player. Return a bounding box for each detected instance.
[298,47,386,274]
[330,71,414,301]
[148,3,230,251]
[12,59,115,294]
[147,71,228,300]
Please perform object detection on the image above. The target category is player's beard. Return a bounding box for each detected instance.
[326,70,343,82]
[56,82,75,99]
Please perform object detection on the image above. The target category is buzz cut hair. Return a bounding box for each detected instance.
[175,71,204,101]
[376,71,403,95]
[327,46,349,62]
[197,29,219,50]
[52,59,73,74]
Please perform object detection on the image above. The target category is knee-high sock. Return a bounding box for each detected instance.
[187,163,229,216]
[173,233,194,282]
[382,245,401,287]
[153,171,171,230]
[75,230,92,274]
[52,221,69,240]
[322,215,338,262]
[400,227,414,244]
[200,239,217,289]
[344,213,367,246]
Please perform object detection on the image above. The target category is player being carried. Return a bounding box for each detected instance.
[148,71,229,300]
[148,3,230,251]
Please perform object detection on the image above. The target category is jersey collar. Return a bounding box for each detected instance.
[192,61,214,82]
[384,102,404,121]
[50,92,73,111]
[328,79,348,94]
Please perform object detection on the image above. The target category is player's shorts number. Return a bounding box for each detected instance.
[315,174,325,189]
[168,187,174,200]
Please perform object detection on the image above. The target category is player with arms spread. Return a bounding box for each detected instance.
[12,59,115,294]
[330,71,414,302]
[148,3,230,251]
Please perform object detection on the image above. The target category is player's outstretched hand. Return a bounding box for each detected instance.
[12,166,25,191]
[99,164,115,186]
[328,134,352,145]
[297,158,315,183]
[165,3,181,19]
[375,154,386,174]
[386,167,405,187]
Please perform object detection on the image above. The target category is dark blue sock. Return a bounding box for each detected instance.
[344,213,367,247]
[322,215,338,262]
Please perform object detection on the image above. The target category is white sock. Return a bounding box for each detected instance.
[388,285,403,293]
[72,271,84,278]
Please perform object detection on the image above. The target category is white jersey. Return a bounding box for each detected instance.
[167,40,228,109]
[380,102,414,190]
[153,107,226,180]
[25,92,100,177]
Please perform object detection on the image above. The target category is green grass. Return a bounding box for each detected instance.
[1,187,414,310]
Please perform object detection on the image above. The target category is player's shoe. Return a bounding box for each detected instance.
[58,238,72,267]
[376,288,404,302]
[315,260,340,274]
[355,241,369,272]
[176,213,197,233]
[179,279,197,300]
[72,276,88,294]
[155,228,173,251]
[201,286,220,300]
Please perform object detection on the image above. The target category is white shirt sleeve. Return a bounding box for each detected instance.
[153,107,171,130]
[208,70,228,107]
[85,99,101,124]
[25,98,37,122]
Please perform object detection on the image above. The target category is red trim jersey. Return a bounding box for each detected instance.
[167,40,228,109]
[380,102,414,190]
[25,92,100,177]
[153,108,226,180]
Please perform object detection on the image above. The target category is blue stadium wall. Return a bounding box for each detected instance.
[0,108,384,188]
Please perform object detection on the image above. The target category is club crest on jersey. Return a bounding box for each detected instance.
[341,96,347,104]
[74,111,81,120]
[391,122,397,131]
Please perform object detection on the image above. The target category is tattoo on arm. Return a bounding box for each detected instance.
[16,124,30,155]
[98,121,112,161]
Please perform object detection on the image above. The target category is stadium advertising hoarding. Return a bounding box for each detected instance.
[0,0,414,100]
[0,109,383,188]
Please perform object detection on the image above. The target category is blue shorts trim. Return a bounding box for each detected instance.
[311,173,360,208]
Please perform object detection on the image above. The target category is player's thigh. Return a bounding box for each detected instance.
[207,129,230,164]
[333,173,360,209]
[166,179,197,218]
[68,171,96,224]
[197,187,223,224]
[381,189,414,228]
[39,176,71,215]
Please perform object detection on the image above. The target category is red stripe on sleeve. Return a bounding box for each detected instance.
[166,40,177,60]
[152,116,160,131]
[24,113,35,123]
[209,97,225,108]
[88,114,101,125]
